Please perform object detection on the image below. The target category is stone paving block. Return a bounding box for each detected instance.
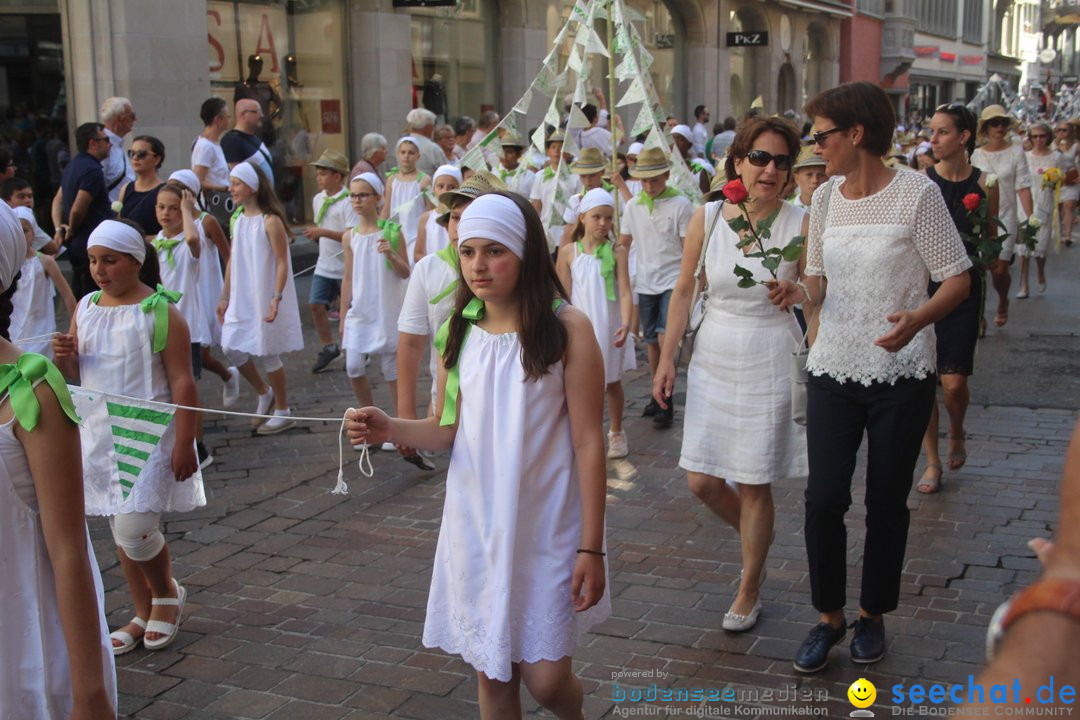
[206,688,290,718]
[263,700,350,720]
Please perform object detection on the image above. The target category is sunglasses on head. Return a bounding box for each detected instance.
[745,149,793,171]
[127,149,154,159]
[936,102,968,113]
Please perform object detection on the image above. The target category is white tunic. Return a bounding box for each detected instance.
[154,232,210,346]
[971,144,1031,259]
[680,201,807,483]
[397,252,457,394]
[76,295,206,516]
[0,381,117,718]
[1022,150,1067,258]
[221,213,304,357]
[422,211,450,257]
[388,173,427,264]
[343,228,408,356]
[10,255,55,358]
[569,242,624,384]
[422,314,611,681]
[195,213,225,347]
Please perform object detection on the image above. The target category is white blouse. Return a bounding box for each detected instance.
[805,171,972,386]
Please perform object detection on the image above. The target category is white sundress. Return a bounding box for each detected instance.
[154,232,209,346]
[569,241,628,384]
[221,213,304,357]
[76,295,206,516]
[343,228,409,357]
[1023,150,1067,258]
[422,211,450,257]
[971,144,1031,260]
[389,172,428,264]
[10,255,55,357]
[422,310,611,682]
[195,213,226,347]
[680,201,808,484]
[0,373,117,718]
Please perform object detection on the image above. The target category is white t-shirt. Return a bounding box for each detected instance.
[579,126,614,157]
[311,188,357,279]
[103,128,133,202]
[191,136,230,189]
[398,252,458,382]
[692,122,709,157]
[620,191,694,295]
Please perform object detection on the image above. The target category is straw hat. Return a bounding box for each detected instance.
[792,146,825,171]
[309,149,350,175]
[629,147,670,179]
[545,129,566,146]
[437,170,508,212]
[977,104,1016,136]
[500,133,526,149]
[571,147,606,175]
[703,171,728,202]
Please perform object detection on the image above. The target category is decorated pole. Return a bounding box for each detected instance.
[608,0,621,239]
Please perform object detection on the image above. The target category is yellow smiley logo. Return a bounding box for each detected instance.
[848,678,877,709]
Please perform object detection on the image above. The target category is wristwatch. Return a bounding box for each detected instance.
[985,577,1080,661]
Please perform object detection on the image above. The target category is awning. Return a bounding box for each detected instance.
[777,0,853,19]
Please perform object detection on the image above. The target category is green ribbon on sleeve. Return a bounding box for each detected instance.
[0,353,80,431]
[139,284,183,353]
[151,236,183,269]
[376,218,402,270]
[429,244,460,306]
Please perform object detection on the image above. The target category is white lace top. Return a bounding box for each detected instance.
[805,171,972,386]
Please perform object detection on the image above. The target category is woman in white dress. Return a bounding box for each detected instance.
[654,117,808,633]
[1021,124,1066,298]
[346,192,609,720]
[0,203,116,719]
[1054,121,1079,246]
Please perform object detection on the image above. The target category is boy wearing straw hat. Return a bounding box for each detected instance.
[495,133,535,197]
[560,147,616,247]
[790,146,827,209]
[303,149,357,373]
[618,147,693,428]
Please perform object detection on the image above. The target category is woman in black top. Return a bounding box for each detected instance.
[118,135,165,238]
[918,103,999,493]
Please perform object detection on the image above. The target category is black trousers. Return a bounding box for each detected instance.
[68,255,96,299]
[804,371,936,615]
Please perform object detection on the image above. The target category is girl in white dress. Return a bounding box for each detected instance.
[654,118,809,633]
[217,162,304,435]
[382,138,432,265]
[347,192,609,719]
[413,164,461,262]
[0,203,116,719]
[52,219,203,657]
[340,172,410,419]
[555,188,633,459]
[10,206,76,357]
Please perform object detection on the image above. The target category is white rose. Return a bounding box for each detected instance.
[110,200,123,215]
[1028,216,1041,229]
[985,173,998,189]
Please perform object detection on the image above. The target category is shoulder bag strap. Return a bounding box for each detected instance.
[686,200,723,325]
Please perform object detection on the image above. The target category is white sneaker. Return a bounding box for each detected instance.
[257,409,295,435]
[607,430,629,459]
[380,441,396,452]
[252,390,274,428]
[222,367,240,409]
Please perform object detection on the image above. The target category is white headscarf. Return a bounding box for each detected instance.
[12,206,50,252]
[0,202,25,292]
[87,219,146,264]
[229,161,260,191]
[627,142,645,157]
[433,165,463,185]
[351,172,384,199]
[578,188,615,216]
[169,169,201,195]
[396,136,420,153]
[458,194,526,260]
[671,124,694,143]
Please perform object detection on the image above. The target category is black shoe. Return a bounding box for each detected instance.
[652,397,674,428]
[793,621,846,673]
[641,398,659,417]
[196,442,213,471]
[311,343,341,373]
[402,453,437,471]
[850,616,886,664]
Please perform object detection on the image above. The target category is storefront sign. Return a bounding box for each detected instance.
[727,31,768,47]
[913,45,938,58]
[321,100,342,134]
[939,52,957,63]
[959,54,984,65]
[393,0,457,6]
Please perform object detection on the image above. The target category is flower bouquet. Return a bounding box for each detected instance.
[959,192,1009,271]
[721,179,804,288]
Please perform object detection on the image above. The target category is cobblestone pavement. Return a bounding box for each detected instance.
[92,243,1076,719]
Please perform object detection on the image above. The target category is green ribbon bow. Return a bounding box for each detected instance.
[579,241,617,301]
[316,188,348,226]
[636,187,681,214]
[429,244,460,305]
[152,236,183,269]
[0,353,80,432]
[543,166,556,182]
[602,180,615,193]
[229,205,244,238]
[138,284,183,353]
[375,219,402,270]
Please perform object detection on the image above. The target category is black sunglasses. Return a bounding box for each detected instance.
[1029,133,1050,140]
[127,149,155,159]
[985,117,1010,128]
[745,149,793,171]
[811,127,845,146]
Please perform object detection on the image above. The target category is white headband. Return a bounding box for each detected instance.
[396,136,419,152]
[458,194,526,260]
[13,206,50,252]
[433,164,463,185]
[627,142,645,156]
[671,124,693,142]
[87,219,146,264]
[169,169,201,195]
[0,202,25,293]
[578,188,615,216]
[351,172,384,199]
[230,161,260,191]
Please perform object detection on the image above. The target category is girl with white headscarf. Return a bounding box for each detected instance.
[346,192,610,718]
[52,218,204,658]
[412,164,461,261]
[555,188,634,459]
[0,202,118,717]
[380,137,433,265]
[9,206,77,357]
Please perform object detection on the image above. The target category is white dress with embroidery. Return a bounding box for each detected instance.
[76,295,205,516]
[342,228,409,357]
[10,255,55,357]
[422,312,611,681]
[388,173,427,264]
[569,241,625,384]
[154,232,210,346]
[0,382,117,718]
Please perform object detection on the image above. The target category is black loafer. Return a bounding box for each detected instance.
[641,398,659,417]
[793,621,846,673]
[850,616,886,664]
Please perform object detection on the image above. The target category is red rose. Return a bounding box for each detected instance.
[722,178,749,204]
[962,193,981,212]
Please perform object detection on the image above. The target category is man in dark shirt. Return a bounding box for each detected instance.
[51,122,113,298]
[221,98,274,188]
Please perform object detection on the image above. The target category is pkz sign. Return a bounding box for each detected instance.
[727,31,768,47]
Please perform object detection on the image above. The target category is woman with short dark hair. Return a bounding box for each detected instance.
[117,135,166,238]
[769,82,972,673]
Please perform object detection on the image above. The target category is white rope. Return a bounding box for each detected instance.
[13,332,59,344]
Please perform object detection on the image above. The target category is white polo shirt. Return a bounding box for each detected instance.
[311,187,358,280]
[398,252,458,385]
[620,191,694,295]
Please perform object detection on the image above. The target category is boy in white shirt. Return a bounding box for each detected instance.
[496,134,535,198]
[529,130,581,260]
[618,147,693,428]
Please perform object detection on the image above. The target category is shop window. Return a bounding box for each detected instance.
[207,0,348,222]
[730,5,768,118]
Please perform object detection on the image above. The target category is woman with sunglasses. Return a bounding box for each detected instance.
[654,116,807,634]
[767,82,971,673]
[915,103,1000,494]
[117,135,166,238]
[1053,121,1079,247]
[1021,122,1066,297]
[971,106,1033,326]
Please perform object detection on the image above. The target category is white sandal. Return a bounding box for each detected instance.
[110,616,147,656]
[143,581,186,651]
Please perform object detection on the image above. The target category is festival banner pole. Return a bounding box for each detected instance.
[608,0,621,238]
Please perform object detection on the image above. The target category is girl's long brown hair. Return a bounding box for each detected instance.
[244,164,291,231]
[441,191,569,381]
